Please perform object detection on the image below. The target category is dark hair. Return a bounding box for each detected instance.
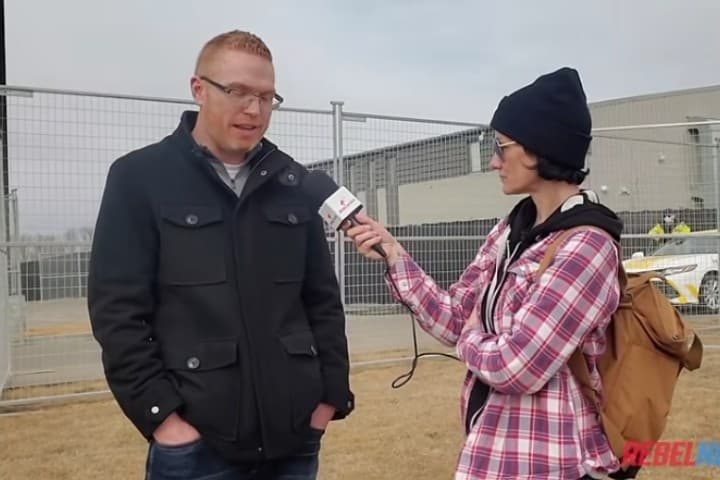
[535,155,588,185]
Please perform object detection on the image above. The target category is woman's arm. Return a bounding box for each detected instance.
[456,229,620,394]
[346,213,505,346]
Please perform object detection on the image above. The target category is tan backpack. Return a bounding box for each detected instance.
[536,227,703,462]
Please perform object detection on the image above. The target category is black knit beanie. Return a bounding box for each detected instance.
[490,67,592,170]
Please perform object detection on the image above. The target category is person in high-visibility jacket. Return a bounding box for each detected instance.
[649,212,691,239]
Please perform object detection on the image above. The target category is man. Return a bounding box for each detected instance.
[88,30,353,480]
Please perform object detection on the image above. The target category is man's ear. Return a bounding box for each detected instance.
[190,76,205,106]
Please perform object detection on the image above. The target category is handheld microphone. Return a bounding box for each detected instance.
[302,170,387,258]
[304,171,459,390]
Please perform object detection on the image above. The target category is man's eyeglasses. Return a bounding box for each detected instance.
[200,76,284,111]
[494,138,518,159]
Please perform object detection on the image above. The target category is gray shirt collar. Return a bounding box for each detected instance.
[201,142,263,197]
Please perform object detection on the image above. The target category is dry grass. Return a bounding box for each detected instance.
[638,349,720,480]
[0,349,454,404]
[1,353,719,479]
[0,359,465,480]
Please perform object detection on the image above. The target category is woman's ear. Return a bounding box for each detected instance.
[520,150,538,170]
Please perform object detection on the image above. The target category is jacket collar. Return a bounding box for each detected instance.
[172,110,276,166]
[170,111,297,204]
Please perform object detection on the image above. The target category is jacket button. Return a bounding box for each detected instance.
[287,173,296,182]
[150,406,160,415]
[186,357,200,369]
[287,213,298,224]
[260,170,268,176]
[185,214,199,225]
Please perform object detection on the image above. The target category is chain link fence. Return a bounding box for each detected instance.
[1,85,719,406]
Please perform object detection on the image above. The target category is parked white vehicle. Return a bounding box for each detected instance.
[622,230,719,314]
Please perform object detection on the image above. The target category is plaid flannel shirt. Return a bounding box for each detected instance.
[386,221,620,479]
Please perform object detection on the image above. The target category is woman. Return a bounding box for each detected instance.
[346,68,623,480]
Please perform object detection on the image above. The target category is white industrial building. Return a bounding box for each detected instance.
[314,84,720,229]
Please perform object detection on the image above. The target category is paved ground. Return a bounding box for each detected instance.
[3,298,718,391]
[6,298,447,389]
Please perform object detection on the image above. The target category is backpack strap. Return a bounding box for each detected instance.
[535,227,590,279]
[684,332,704,371]
[535,226,626,414]
[567,348,602,412]
[536,226,627,289]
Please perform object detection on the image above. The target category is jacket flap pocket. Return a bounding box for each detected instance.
[161,205,223,228]
[263,204,311,226]
[164,340,237,371]
[279,331,319,357]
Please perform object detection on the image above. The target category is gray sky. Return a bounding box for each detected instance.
[5,0,720,235]
[7,0,720,122]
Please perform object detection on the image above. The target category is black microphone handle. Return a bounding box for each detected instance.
[344,215,387,259]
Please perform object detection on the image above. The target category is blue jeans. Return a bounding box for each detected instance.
[145,431,322,480]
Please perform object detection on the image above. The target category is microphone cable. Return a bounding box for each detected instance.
[383,266,461,389]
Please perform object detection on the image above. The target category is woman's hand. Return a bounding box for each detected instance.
[344,212,405,265]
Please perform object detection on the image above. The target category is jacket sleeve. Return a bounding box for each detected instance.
[301,215,354,419]
[383,222,505,346]
[456,229,620,395]
[88,158,184,438]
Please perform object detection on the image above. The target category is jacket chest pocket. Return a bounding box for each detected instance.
[158,205,227,285]
[261,204,311,283]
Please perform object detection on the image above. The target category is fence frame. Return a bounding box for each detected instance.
[0,84,719,407]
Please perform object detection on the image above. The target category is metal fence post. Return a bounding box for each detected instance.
[0,100,8,395]
[331,101,346,305]
[76,250,83,298]
[714,138,720,295]
[714,137,720,231]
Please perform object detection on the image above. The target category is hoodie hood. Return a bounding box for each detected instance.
[506,190,623,256]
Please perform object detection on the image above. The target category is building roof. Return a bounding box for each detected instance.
[308,84,720,169]
[589,84,720,108]
[308,125,488,168]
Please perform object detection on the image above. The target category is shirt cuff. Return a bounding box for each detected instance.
[384,253,420,301]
